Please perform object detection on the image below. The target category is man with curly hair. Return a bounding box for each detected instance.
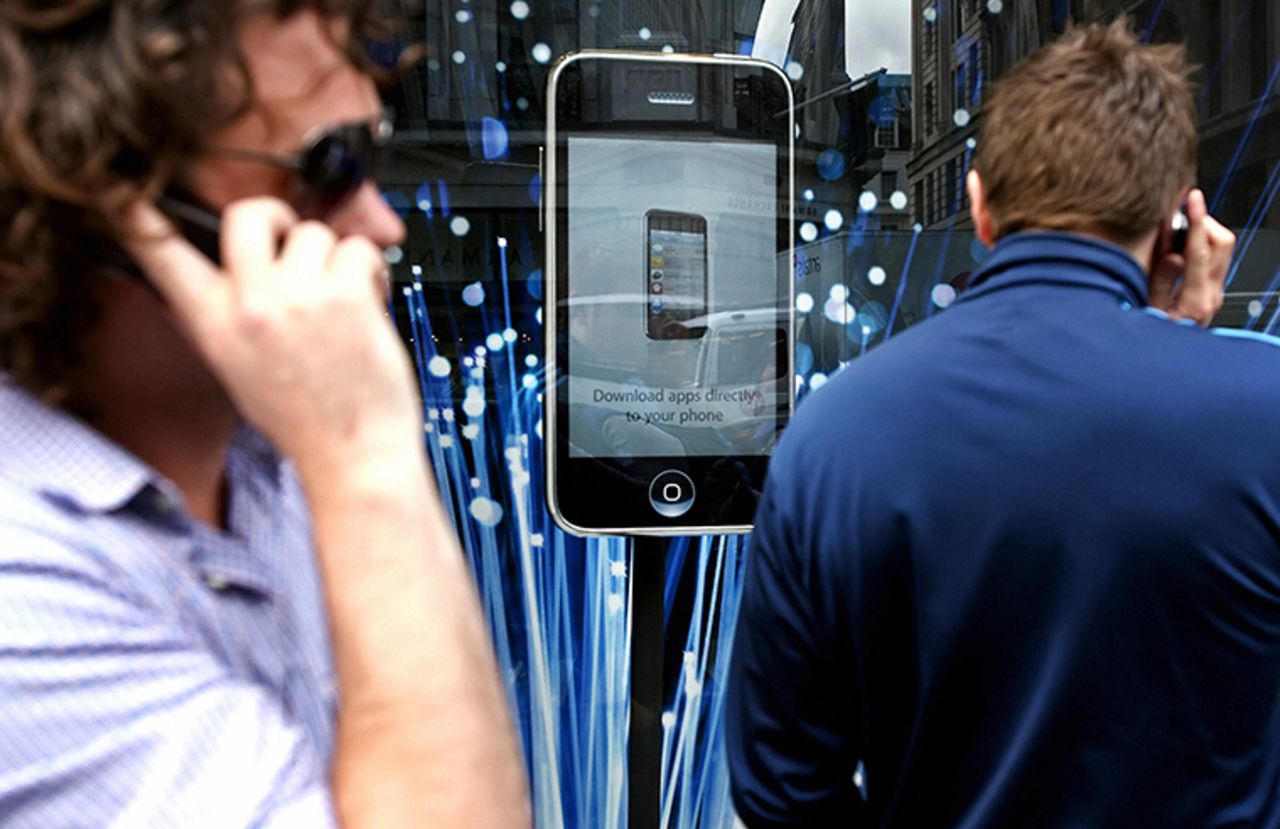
[0,3,529,827]
[726,19,1261,828]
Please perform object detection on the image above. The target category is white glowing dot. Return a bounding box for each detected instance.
[412,278,423,288]
[608,593,624,613]
[868,266,887,286]
[923,5,938,23]
[486,333,504,351]
[799,222,818,243]
[495,60,507,72]
[463,356,474,368]
[532,42,552,64]
[442,408,455,422]
[427,408,440,420]
[503,328,517,343]
[824,298,856,324]
[439,435,455,448]
[966,137,978,150]
[522,373,537,389]
[402,287,412,296]
[932,283,957,308]
[462,424,481,439]
[383,245,403,264]
[824,209,844,231]
[987,0,1003,13]
[424,422,436,433]
[913,222,924,233]
[463,396,486,418]
[455,9,472,23]
[859,191,879,212]
[452,50,466,64]
[661,44,675,54]
[534,419,543,439]
[889,190,908,211]
[497,236,508,248]
[516,97,530,111]
[610,561,627,577]
[510,0,530,19]
[810,372,829,390]
[661,712,677,728]
[505,447,522,462]
[535,307,543,325]
[470,367,484,379]
[450,216,471,237]
[638,27,652,41]
[953,108,971,128]
[786,61,804,81]
[470,477,481,488]
[803,188,815,202]
[1248,300,1264,318]
[427,356,451,377]
[530,533,545,547]
[417,197,433,211]
[829,284,849,302]
[796,292,815,314]
[525,354,539,367]
[469,497,504,527]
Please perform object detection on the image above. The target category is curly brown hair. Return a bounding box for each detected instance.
[0,0,402,401]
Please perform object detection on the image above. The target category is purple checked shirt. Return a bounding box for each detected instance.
[0,379,338,827]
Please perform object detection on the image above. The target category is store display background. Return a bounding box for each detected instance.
[379,2,1280,825]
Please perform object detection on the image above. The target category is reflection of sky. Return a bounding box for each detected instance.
[844,0,912,76]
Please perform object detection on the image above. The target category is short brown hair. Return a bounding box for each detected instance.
[972,19,1197,246]
[0,1,401,400]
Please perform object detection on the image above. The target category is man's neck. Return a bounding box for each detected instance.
[76,390,238,528]
[74,280,240,528]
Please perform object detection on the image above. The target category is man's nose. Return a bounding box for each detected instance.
[329,182,407,249]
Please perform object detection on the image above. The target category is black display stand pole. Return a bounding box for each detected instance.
[628,535,667,829]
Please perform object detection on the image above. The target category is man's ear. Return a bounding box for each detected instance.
[967,170,996,247]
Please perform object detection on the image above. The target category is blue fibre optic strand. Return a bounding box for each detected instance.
[1197,2,1255,109]
[1226,158,1280,291]
[883,227,920,339]
[1140,0,1167,43]
[1211,60,1280,215]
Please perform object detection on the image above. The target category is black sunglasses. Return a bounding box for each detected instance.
[207,115,393,217]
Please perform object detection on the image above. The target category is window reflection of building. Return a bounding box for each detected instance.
[908,0,1280,239]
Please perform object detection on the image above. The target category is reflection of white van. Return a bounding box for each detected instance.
[688,308,789,390]
[563,296,791,392]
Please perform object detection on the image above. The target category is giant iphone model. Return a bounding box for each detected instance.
[546,51,795,535]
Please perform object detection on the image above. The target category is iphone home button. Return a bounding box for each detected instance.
[649,470,695,519]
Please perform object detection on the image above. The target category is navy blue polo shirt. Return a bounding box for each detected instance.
[726,232,1280,828]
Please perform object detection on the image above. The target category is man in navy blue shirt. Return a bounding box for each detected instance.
[725,20,1262,828]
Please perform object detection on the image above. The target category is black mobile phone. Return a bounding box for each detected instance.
[1171,200,1189,256]
[98,186,222,283]
[546,52,795,536]
[645,209,708,340]
[156,188,222,264]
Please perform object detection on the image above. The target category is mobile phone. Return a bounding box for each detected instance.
[645,209,707,339]
[546,51,795,536]
[156,188,222,264]
[1171,200,1189,256]
[98,186,222,283]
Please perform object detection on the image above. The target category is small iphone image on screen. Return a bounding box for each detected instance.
[645,210,708,340]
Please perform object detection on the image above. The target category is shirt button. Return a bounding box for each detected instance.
[204,575,230,592]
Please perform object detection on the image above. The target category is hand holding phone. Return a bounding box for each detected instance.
[120,196,419,481]
[1148,188,1236,326]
